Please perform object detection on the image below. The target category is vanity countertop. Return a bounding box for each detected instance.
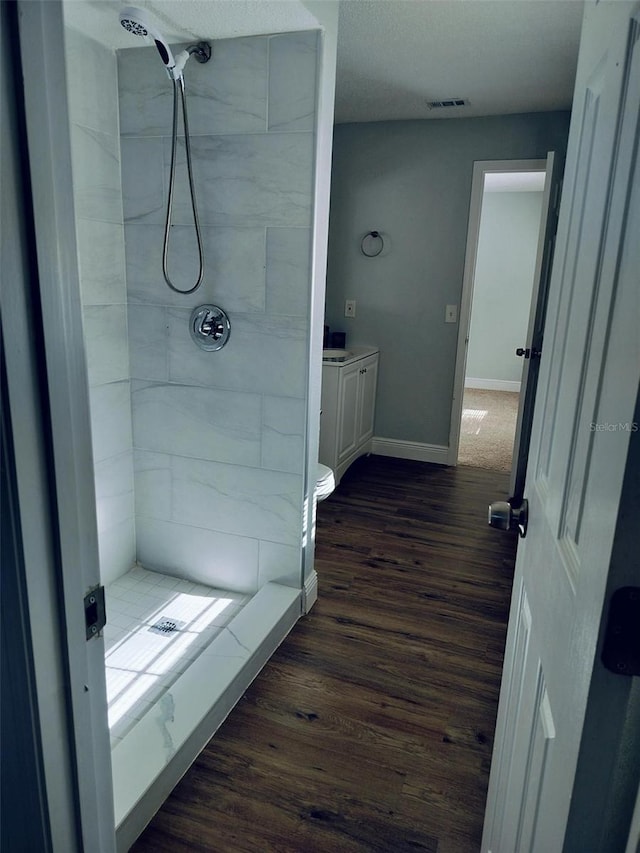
[322,345,379,366]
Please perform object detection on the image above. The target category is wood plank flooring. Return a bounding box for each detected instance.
[131,456,518,853]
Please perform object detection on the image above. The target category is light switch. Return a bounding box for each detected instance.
[345,299,356,318]
[445,304,458,323]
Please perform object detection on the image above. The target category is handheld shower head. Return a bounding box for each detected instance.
[119,6,183,79]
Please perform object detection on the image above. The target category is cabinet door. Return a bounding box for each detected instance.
[336,363,360,463]
[356,355,378,445]
[319,367,338,469]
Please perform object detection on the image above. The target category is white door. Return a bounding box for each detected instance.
[482,2,640,850]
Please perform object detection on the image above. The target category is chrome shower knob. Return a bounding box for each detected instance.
[189,305,231,351]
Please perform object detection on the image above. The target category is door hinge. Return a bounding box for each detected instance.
[602,587,640,676]
[84,584,106,641]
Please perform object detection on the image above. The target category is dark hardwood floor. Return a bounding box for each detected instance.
[132,456,517,853]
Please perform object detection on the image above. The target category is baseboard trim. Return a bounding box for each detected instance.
[303,570,318,613]
[372,437,449,465]
[465,377,521,393]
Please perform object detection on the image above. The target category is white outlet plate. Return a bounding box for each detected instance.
[445,304,457,323]
[345,299,356,318]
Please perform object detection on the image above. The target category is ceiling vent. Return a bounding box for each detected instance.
[427,98,468,109]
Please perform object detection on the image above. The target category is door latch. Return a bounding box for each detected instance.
[488,498,528,537]
[515,347,542,359]
[602,587,640,676]
[84,584,106,640]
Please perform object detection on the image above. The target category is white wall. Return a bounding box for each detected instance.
[325,113,571,449]
[466,190,544,387]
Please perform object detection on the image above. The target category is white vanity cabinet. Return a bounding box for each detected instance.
[319,347,379,485]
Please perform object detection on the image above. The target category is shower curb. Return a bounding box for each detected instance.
[114,582,301,852]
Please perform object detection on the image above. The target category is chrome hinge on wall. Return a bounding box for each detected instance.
[602,587,640,676]
[84,585,106,640]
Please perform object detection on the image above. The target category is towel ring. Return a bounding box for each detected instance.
[361,230,384,257]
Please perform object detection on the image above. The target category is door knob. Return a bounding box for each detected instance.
[515,347,542,359]
[488,498,528,537]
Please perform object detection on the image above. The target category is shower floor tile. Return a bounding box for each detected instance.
[104,566,249,746]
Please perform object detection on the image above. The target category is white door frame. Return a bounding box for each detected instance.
[626,778,640,853]
[448,159,547,466]
[6,2,116,850]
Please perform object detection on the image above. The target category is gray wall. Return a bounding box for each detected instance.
[118,33,318,594]
[66,27,136,585]
[466,190,544,384]
[325,113,570,447]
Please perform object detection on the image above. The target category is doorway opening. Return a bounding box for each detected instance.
[459,168,546,471]
[450,159,550,476]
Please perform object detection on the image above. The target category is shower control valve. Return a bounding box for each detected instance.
[189,305,231,352]
[198,311,222,338]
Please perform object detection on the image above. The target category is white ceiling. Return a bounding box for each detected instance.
[63,0,585,124]
[335,0,585,123]
[63,0,320,45]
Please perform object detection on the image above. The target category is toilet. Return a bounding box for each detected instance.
[315,463,336,502]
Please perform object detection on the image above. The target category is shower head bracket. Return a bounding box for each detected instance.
[188,42,212,64]
[171,42,211,81]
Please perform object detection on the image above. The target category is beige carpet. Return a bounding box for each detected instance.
[457,388,519,472]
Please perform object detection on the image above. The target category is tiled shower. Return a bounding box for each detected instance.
[68,24,318,590]
[121,31,317,594]
[63,12,320,834]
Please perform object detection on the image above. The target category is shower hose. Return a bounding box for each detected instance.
[163,76,204,294]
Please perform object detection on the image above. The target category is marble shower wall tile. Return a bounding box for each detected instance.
[118,38,268,137]
[266,227,312,317]
[71,124,123,224]
[76,219,127,305]
[83,305,130,386]
[125,224,266,312]
[131,381,262,466]
[171,456,302,546]
[258,540,302,588]
[121,137,166,224]
[167,309,308,398]
[128,304,169,381]
[65,27,119,134]
[94,450,135,532]
[262,395,306,474]
[116,45,174,137]
[268,32,318,132]
[136,517,259,593]
[89,381,133,464]
[186,37,268,135]
[98,517,136,587]
[134,450,172,522]
[164,133,314,227]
